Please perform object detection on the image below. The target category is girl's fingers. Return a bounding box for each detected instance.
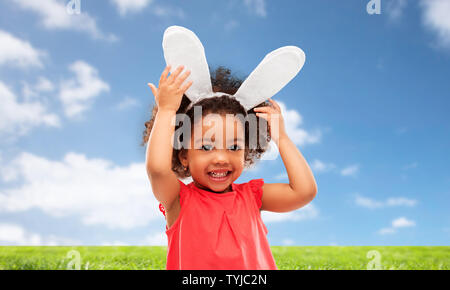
[160,65,171,84]
[254,107,269,111]
[255,112,269,120]
[269,98,281,111]
[254,106,275,113]
[167,65,185,84]
[148,83,157,97]
[180,80,193,93]
[174,69,191,87]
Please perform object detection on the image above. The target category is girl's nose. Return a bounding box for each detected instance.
[212,150,229,165]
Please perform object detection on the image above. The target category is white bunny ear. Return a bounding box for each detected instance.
[162,26,213,103]
[234,46,306,110]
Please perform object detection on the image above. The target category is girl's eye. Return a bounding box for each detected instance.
[201,144,214,151]
[228,144,242,151]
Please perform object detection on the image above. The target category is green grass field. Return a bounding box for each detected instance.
[0,246,448,270]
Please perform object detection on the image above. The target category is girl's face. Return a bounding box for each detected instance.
[179,113,246,193]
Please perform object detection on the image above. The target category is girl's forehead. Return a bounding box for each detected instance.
[192,114,245,136]
[194,114,243,127]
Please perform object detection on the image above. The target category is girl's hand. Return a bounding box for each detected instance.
[253,98,287,144]
[148,65,193,112]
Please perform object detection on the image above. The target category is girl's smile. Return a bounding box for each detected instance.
[207,168,233,183]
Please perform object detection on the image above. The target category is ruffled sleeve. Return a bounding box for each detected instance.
[248,178,264,210]
[158,179,190,217]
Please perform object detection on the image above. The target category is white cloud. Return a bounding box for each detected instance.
[259,140,280,161]
[386,197,417,207]
[109,0,184,19]
[0,152,159,230]
[378,217,416,235]
[10,0,117,42]
[355,194,417,209]
[100,240,129,246]
[311,159,336,174]
[0,81,60,140]
[261,203,318,223]
[0,223,79,245]
[113,96,139,111]
[420,0,450,49]
[142,231,167,246]
[340,164,359,177]
[355,195,384,209]
[99,230,167,246]
[384,0,450,50]
[281,238,294,246]
[0,30,46,68]
[35,77,55,92]
[22,77,55,101]
[244,0,267,17]
[256,101,320,161]
[152,4,185,19]
[275,159,336,179]
[110,0,152,16]
[386,0,408,21]
[277,101,321,147]
[59,60,110,118]
[392,217,416,228]
[0,223,39,245]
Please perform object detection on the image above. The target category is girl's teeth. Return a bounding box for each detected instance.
[210,171,228,177]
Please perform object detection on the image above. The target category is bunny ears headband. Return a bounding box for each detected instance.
[162,26,306,111]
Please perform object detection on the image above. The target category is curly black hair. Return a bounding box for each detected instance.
[141,66,272,178]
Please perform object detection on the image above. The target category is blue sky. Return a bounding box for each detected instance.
[0,0,449,246]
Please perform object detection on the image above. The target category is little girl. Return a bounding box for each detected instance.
[142,26,317,270]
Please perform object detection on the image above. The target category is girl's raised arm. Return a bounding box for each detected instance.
[254,99,318,212]
[146,65,192,212]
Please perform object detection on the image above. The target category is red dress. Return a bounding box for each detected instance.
[158,178,278,270]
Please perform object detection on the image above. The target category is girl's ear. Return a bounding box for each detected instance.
[178,150,188,168]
